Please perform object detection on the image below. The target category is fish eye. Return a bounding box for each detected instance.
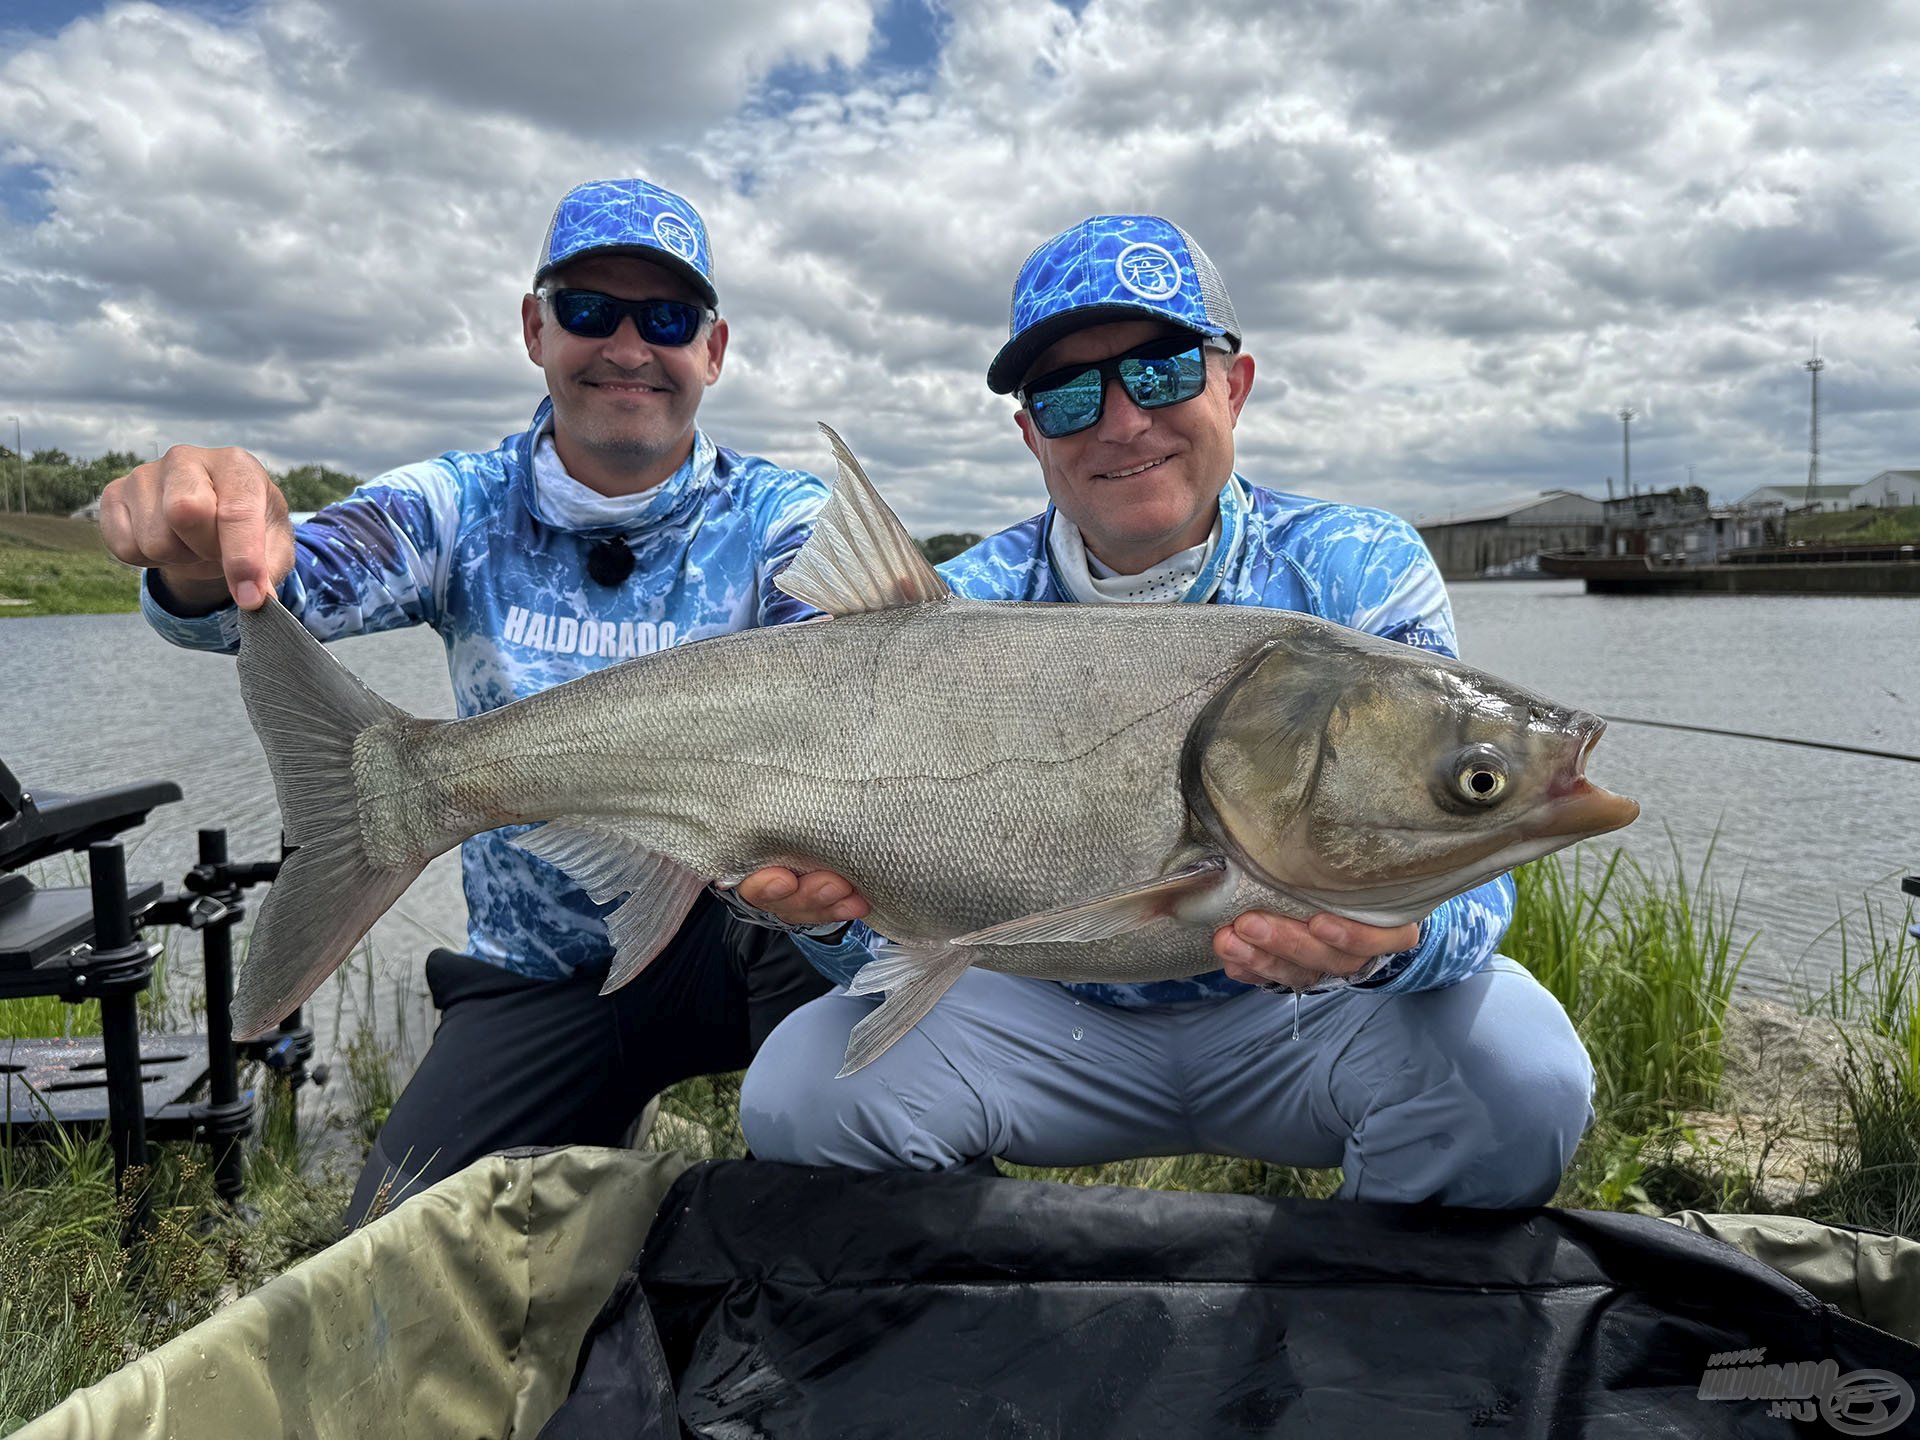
[1452,746,1509,805]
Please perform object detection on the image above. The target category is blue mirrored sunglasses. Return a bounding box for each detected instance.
[539,288,712,346]
[1020,337,1222,439]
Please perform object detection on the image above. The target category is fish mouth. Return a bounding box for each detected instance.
[1530,715,1639,840]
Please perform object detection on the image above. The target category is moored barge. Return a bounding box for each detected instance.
[1539,540,1920,595]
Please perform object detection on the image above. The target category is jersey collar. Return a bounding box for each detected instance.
[518,397,716,535]
[1038,475,1248,604]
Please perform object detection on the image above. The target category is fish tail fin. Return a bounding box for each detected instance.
[231,596,446,1040]
[837,943,975,1077]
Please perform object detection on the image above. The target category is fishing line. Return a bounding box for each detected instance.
[1605,716,1920,765]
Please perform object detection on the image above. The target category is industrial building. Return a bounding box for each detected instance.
[1422,465,1916,580]
[1850,469,1920,507]
[1415,490,1604,580]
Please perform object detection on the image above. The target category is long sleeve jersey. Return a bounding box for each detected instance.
[798,475,1517,1007]
[141,399,829,979]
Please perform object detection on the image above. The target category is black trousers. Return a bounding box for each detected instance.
[346,893,829,1224]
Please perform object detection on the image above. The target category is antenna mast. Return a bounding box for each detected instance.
[1802,349,1825,510]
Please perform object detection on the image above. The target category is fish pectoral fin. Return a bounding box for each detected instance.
[774,423,952,617]
[951,856,1231,946]
[838,942,975,1077]
[513,821,708,992]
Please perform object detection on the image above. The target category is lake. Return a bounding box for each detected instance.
[1,584,1914,1079]
[1450,579,1915,1001]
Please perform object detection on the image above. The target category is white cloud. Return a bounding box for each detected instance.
[305,0,879,137]
[0,0,1916,537]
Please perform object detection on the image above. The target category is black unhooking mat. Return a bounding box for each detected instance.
[539,1160,1920,1439]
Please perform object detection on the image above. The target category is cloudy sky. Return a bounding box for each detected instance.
[2,0,1916,534]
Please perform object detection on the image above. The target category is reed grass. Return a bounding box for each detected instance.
[1803,896,1920,1237]
[1514,836,1748,1131]
[1814,896,1920,1086]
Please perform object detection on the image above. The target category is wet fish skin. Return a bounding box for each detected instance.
[228,425,1638,1070]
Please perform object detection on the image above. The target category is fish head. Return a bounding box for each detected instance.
[1184,627,1639,923]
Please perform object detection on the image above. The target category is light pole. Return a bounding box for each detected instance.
[7,416,20,515]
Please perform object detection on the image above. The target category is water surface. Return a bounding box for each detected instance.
[1,585,1912,1084]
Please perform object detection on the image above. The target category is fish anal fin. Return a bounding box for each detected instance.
[838,942,974,1076]
[513,821,707,991]
[774,423,951,617]
[952,856,1231,947]
[601,868,707,992]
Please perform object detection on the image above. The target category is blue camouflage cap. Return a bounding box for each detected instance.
[988,214,1241,394]
[535,178,717,307]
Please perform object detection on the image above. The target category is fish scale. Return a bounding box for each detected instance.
[417,601,1280,968]
[226,425,1637,1071]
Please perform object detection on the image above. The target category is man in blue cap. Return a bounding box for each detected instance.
[101,178,834,1220]
[735,215,1595,1208]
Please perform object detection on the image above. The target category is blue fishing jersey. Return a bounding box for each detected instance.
[799,477,1517,1007]
[141,399,828,979]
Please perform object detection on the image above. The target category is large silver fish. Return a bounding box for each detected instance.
[231,426,1638,1072]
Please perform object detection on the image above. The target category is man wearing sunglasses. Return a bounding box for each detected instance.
[735,214,1594,1209]
[101,177,834,1222]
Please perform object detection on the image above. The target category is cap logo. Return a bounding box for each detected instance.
[1114,242,1181,301]
[651,211,701,263]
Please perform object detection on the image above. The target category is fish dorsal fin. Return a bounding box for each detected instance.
[774,422,951,616]
[513,821,707,992]
[951,857,1231,946]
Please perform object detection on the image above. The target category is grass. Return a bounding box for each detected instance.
[1510,839,1752,1214]
[0,515,986,620]
[1802,898,1920,1237]
[0,515,141,618]
[1784,503,1920,545]
[0,843,1911,1430]
[1815,898,1920,1085]
[0,1077,355,1433]
[0,913,382,1431]
[1515,837,1748,1129]
[0,859,181,1042]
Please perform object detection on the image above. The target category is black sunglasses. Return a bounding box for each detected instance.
[539,288,713,346]
[1019,336,1219,439]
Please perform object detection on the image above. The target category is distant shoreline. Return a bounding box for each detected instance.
[0,514,142,618]
[0,514,989,619]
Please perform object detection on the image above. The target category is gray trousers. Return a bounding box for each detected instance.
[739,957,1593,1208]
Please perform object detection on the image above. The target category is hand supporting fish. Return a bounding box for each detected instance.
[734,871,1419,996]
[227,424,1639,1075]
